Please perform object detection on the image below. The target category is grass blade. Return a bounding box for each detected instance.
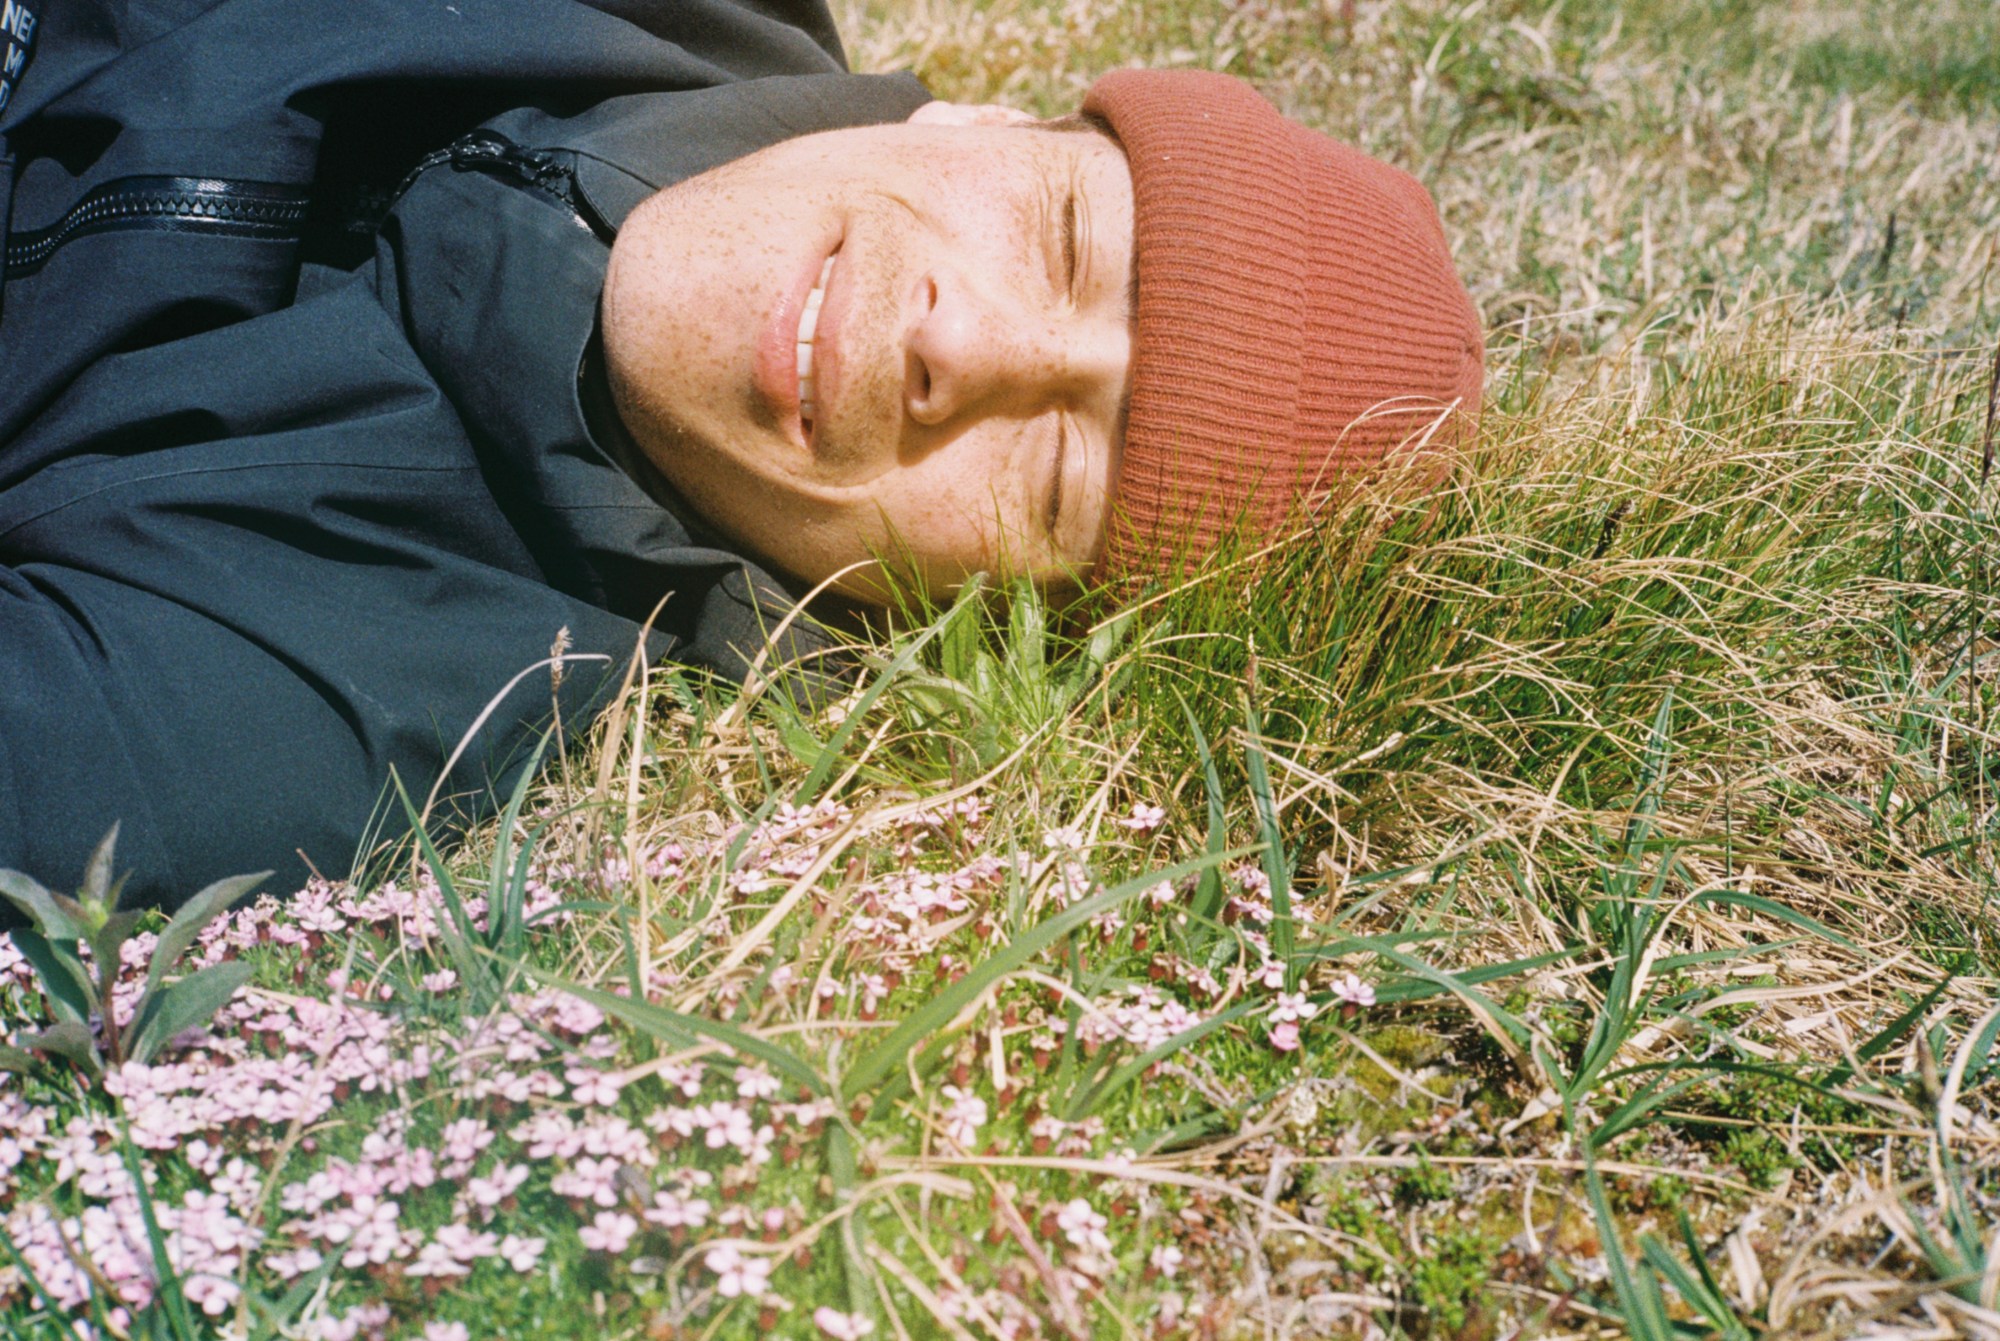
[1242,695,1295,985]
[843,847,1249,1107]
[524,969,829,1097]
[1179,696,1229,939]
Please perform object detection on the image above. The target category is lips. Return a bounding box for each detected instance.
[754,236,843,452]
[797,253,835,434]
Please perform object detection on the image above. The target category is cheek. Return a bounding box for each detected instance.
[868,465,1054,580]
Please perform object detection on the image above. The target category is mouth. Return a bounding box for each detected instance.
[755,237,844,454]
[797,251,837,444]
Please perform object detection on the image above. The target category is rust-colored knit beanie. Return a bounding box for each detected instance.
[1082,69,1485,580]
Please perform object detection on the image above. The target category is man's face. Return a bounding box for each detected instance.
[601,111,1135,603]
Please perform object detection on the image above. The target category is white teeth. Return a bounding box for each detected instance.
[796,254,837,426]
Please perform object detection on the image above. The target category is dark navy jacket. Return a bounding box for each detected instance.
[0,0,929,908]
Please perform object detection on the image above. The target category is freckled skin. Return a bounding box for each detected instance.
[601,115,1135,604]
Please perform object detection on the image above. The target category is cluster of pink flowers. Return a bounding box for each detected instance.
[0,787,1345,1335]
[2,1113,263,1324]
[1073,986,1209,1052]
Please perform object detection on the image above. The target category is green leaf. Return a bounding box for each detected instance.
[0,870,90,940]
[90,909,146,1018]
[485,732,552,962]
[9,927,96,1024]
[118,1122,200,1340]
[0,1044,40,1073]
[1693,889,1857,951]
[392,771,495,1005]
[524,970,831,1097]
[1179,697,1229,939]
[1242,695,1294,984]
[126,960,255,1064]
[1586,1159,1675,1340]
[792,577,983,806]
[1365,940,1536,1055]
[1641,1211,1753,1341]
[22,1021,103,1077]
[1962,1008,2000,1082]
[824,1122,880,1325]
[843,846,1249,1107]
[1825,954,1969,1087]
[79,823,125,914]
[1066,1000,1261,1120]
[1589,1072,1708,1151]
[0,1220,86,1341]
[1363,942,1582,1003]
[145,871,267,997]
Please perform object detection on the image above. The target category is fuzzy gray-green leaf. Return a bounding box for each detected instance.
[21,1021,102,1077]
[145,872,267,997]
[128,960,255,1064]
[0,870,90,940]
[78,823,123,912]
[9,927,95,1024]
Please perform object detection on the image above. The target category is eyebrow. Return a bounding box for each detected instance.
[1115,237,1138,457]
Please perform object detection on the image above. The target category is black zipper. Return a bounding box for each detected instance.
[3,130,607,279]
[4,176,310,277]
[393,129,612,241]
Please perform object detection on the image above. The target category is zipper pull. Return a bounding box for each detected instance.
[449,131,568,192]
[391,130,609,240]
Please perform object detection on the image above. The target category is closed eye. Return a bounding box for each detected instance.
[1045,415,1068,538]
[1062,193,1079,292]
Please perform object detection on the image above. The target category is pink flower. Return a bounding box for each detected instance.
[734,1065,781,1101]
[551,1155,623,1208]
[1055,1198,1111,1253]
[656,1060,705,1097]
[466,1162,529,1211]
[643,1190,712,1230]
[1118,802,1166,832]
[566,1065,624,1107]
[704,1242,773,1298]
[815,1308,877,1338]
[498,1233,546,1272]
[1331,972,1376,1008]
[1042,825,1086,851]
[1150,1244,1184,1278]
[438,1117,493,1167]
[1270,992,1317,1025]
[578,1211,638,1254]
[938,1086,987,1148]
[182,1273,240,1317]
[424,1326,470,1341]
[1269,1020,1302,1052]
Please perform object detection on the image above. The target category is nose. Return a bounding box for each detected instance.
[902,271,1129,428]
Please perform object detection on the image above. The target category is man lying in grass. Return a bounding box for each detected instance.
[0,0,1481,911]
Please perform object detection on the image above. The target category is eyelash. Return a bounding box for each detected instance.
[1046,192,1080,537]
[1061,193,1080,293]
[1046,415,1068,538]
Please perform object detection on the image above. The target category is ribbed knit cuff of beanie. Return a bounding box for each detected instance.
[1081,69,1485,584]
